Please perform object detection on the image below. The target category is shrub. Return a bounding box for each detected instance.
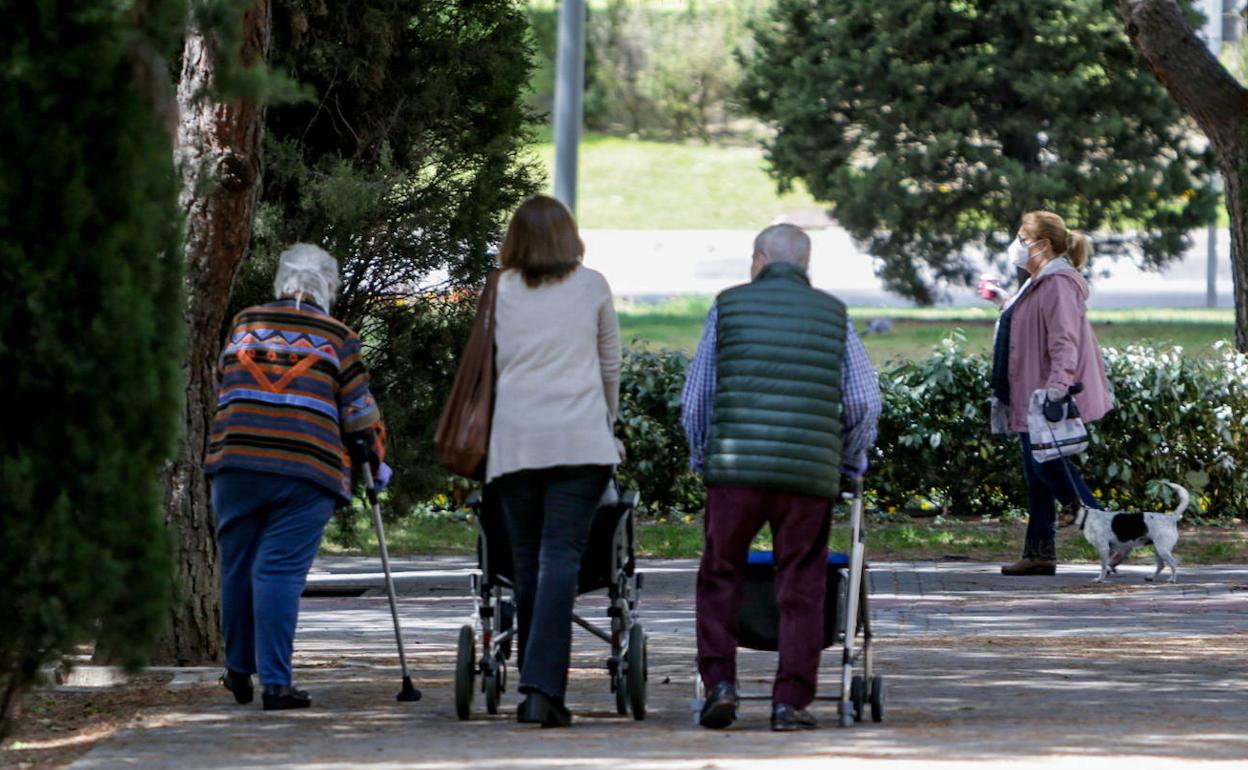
[608,335,1248,522]
[870,332,1025,517]
[1086,344,1248,519]
[615,346,705,516]
[872,337,1248,521]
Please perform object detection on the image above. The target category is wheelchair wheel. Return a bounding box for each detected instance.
[498,600,515,660]
[627,624,647,720]
[870,675,885,723]
[454,625,475,720]
[850,675,865,721]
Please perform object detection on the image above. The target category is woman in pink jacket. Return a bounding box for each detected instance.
[985,211,1114,576]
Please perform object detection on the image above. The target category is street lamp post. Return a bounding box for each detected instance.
[1204,0,1226,308]
[553,0,586,214]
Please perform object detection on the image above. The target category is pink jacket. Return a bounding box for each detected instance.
[1002,262,1114,433]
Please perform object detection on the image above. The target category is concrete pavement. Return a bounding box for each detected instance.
[67,557,1248,769]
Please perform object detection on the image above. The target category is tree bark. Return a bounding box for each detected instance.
[157,0,271,665]
[1118,0,1248,352]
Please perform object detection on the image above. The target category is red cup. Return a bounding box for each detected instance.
[978,276,999,300]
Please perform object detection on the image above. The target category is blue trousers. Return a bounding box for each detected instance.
[1019,433,1103,560]
[211,469,336,686]
[494,465,612,701]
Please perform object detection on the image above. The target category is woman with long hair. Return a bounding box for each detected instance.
[487,195,623,726]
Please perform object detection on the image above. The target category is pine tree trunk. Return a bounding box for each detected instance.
[1118,0,1248,352]
[157,0,271,665]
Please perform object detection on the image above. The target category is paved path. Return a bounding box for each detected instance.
[69,558,1248,769]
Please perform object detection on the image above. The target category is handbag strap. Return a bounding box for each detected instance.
[481,269,501,336]
[466,269,501,350]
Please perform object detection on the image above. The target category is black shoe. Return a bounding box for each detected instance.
[771,703,817,731]
[1000,558,1057,576]
[220,669,253,705]
[517,698,539,724]
[262,684,311,711]
[517,691,572,728]
[699,681,739,729]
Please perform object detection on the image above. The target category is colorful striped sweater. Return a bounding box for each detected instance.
[205,299,385,501]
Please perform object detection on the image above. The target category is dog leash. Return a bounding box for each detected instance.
[1041,384,1090,529]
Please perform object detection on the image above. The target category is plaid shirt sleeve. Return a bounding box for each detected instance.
[840,319,882,473]
[680,303,718,472]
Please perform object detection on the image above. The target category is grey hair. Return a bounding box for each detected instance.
[273,243,341,310]
[753,224,811,270]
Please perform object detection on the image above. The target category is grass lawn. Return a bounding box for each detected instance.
[526,132,818,230]
[617,298,1237,365]
[323,514,1248,565]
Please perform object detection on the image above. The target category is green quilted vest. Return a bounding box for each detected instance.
[704,261,847,499]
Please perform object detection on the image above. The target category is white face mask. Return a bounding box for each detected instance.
[1007,236,1031,270]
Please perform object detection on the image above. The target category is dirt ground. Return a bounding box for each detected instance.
[1,676,216,770]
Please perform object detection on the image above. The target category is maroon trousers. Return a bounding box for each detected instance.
[696,484,833,709]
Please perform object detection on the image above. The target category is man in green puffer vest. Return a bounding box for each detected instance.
[682,224,882,731]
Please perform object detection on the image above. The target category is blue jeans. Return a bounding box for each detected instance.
[1019,433,1103,560]
[494,465,612,701]
[211,469,337,686]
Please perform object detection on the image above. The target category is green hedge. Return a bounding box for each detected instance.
[616,346,703,514]
[618,337,1248,521]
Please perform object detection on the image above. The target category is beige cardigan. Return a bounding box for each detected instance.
[486,265,622,483]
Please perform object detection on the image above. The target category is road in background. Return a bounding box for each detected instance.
[583,227,1235,309]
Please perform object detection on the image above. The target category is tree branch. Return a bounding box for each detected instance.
[1117,0,1248,155]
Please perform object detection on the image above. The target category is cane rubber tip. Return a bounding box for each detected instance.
[397,677,422,702]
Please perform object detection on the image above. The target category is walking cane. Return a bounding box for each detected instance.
[358,457,422,702]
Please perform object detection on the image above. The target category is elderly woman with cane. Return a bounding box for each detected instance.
[981,211,1114,576]
[205,244,389,710]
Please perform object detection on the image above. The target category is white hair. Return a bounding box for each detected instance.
[273,243,340,310]
[753,224,811,270]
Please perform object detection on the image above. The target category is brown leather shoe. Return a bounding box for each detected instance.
[1001,558,1057,576]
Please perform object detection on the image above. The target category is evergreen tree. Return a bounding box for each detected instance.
[0,1,185,731]
[232,0,541,513]
[741,0,1218,302]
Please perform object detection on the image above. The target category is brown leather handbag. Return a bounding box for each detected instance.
[433,270,500,479]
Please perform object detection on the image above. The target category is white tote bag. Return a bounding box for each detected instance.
[1028,389,1089,463]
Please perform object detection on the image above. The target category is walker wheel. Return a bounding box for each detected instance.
[614,672,629,715]
[483,671,500,715]
[454,625,475,720]
[850,675,865,722]
[870,675,885,722]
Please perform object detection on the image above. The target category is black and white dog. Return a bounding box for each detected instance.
[1073,482,1189,584]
